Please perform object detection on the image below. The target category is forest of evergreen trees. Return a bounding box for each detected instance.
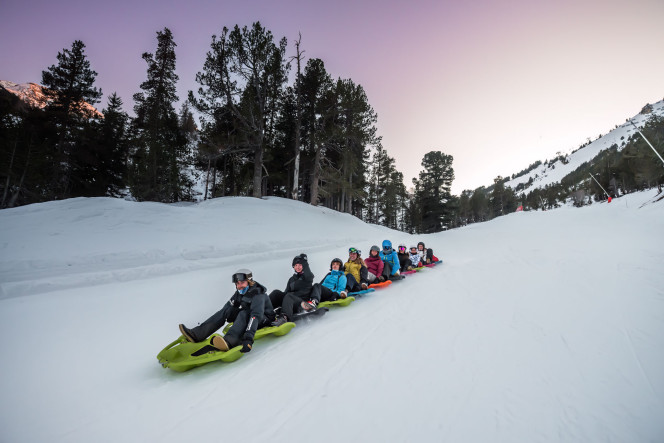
[1,23,663,233]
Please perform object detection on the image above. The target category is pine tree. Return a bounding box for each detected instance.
[290,34,305,200]
[97,93,130,197]
[0,88,51,207]
[371,146,406,228]
[189,22,289,198]
[334,79,377,215]
[413,151,455,233]
[41,40,102,198]
[130,28,186,202]
[299,58,334,205]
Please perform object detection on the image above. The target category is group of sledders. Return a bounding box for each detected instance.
[178,241,438,354]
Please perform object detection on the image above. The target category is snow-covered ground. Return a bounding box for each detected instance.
[505,100,664,192]
[1,193,663,442]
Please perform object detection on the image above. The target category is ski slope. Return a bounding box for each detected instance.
[1,194,663,442]
[505,99,664,192]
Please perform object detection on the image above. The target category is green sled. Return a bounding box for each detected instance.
[157,322,296,372]
[318,296,355,308]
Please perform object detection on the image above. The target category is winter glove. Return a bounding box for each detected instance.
[241,332,253,353]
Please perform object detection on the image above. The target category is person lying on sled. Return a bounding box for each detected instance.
[178,269,274,353]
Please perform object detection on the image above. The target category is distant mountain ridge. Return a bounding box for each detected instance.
[0,80,102,117]
[505,99,664,193]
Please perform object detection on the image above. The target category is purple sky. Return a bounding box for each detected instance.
[2,0,663,193]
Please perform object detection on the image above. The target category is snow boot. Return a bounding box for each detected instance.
[361,283,368,290]
[179,324,198,343]
[271,314,288,327]
[211,336,230,352]
[339,291,348,299]
[301,299,318,311]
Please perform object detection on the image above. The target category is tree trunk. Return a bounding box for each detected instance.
[291,35,303,201]
[8,144,31,208]
[292,148,301,199]
[1,140,18,208]
[310,144,322,205]
[204,157,211,200]
[253,145,263,198]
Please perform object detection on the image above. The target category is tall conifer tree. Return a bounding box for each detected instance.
[41,40,102,198]
[413,151,455,232]
[130,28,186,202]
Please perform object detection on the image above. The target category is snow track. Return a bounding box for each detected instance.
[1,192,663,442]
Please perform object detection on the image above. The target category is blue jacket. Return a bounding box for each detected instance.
[379,249,400,275]
[321,270,347,293]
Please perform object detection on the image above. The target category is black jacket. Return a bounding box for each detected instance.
[229,281,272,318]
[232,281,274,340]
[284,260,314,298]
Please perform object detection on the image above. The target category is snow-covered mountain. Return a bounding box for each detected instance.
[505,99,664,192]
[0,79,102,117]
[1,193,663,442]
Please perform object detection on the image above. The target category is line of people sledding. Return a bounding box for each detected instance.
[177,240,438,355]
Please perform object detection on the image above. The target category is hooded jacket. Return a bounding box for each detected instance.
[229,280,274,340]
[379,248,400,275]
[343,257,367,283]
[320,269,347,294]
[284,258,314,297]
[364,254,384,277]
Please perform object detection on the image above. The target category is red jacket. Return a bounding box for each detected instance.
[364,255,384,277]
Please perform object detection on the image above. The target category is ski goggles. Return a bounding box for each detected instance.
[349,247,360,255]
[232,272,250,283]
[398,246,406,251]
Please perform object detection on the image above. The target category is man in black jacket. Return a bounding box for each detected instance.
[178,269,275,353]
[269,253,315,325]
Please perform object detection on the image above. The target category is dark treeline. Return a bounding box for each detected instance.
[2,23,663,234]
[0,23,455,234]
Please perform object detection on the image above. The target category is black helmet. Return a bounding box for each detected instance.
[330,258,343,270]
[417,242,425,249]
[232,268,253,283]
[348,247,361,256]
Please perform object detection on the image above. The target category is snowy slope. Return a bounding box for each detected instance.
[1,194,663,442]
[505,100,664,191]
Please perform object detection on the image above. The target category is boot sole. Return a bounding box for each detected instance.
[211,336,230,351]
[179,324,196,343]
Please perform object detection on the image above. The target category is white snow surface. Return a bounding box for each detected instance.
[1,194,663,442]
[505,100,664,192]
